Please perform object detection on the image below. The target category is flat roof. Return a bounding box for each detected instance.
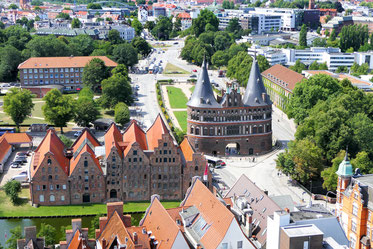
[282,224,323,237]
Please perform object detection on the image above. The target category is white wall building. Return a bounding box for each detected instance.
[247,8,301,31]
[112,25,135,41]
[248,46,287,65]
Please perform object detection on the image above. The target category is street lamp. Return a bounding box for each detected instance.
[325,191,336,210]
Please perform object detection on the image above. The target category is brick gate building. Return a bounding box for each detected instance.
[186,57,273,156]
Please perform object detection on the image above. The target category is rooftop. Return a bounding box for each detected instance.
[282,224,323,237]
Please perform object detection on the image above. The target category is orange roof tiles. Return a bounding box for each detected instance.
[71,129,100,152]
[70,144,102,175]
[305,70,334,76]
[262,64,305,92]
[141,197,182,249]
[181,179,236,249]
[104,123,123,158]
[1,132,32,144]
[0,136,11,163]
[180,138,194,162]
[177,12,191,19]
[18,56,118,69]
[123,120,148,151]
[146,115,169,151]
[67,230,83,249]
[31,129,69,177]
[97,211,136,249]
[166,207,189,233]
[126,226,151,249]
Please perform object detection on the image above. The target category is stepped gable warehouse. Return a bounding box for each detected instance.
[18,56,117,92]
[186,57,273,156]
[30,115,211,206]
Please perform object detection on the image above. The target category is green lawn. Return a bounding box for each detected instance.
[166,86,188,109]
[190,85,220,95]
[190,86,195,93]
[174,111,187,132]
[0,189,180,217]
[164,63,190,75]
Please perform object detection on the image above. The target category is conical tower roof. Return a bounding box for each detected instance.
[336,150,353,177]
[187,58,221,108]
[242,57,272,107]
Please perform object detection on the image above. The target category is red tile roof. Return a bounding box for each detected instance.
[18,56,118,69]
[262,64,305,92]
[141,197,183,249]
[123,120,148,151]
[104,123,123,158]
[180,137,194,162]
[146,115,169,151]
[181,179,249,249]
[1,132,32,144]
[67,230,88,249]
[31,129,69,177]
[70,144,102,175]
[71,129,100,152]
[177,12,191,19]
[0,136,11,163]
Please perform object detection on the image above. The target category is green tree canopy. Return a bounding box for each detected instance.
[114,102,130,127]
[25,35,71,57]
[192,9,219,37]
[59,134,73,148]
[131,18,144,36]
[56,12,71,20]
[37,223,56,246]
[151,16,173,40]
[42,89,76,133]
[108,29,122,45]
[6,226,23,249]
[112,43,138,67]
[299,24,307,47]
[74,96,100,127]
[3,88,34,130]
[87,3,102,9]
[82,58,109,92]
[131,36,151,57]
[71,18,82,28]
[4,180,21,204]
[211,50,229,67]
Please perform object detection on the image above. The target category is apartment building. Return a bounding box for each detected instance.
[262,64,305,111]
[29,115,211,206]
[18,56,117,91]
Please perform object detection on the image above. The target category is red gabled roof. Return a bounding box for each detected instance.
[104,123,123,158]
[123,120,148,151]
[180,137,194,162]
[31,129,69,177]
[146,115,169,151]
[70,144,102,175]
[177,12,191,19]
[71,129,100,152]
[0,136,11,163]
[67,230,88,249]
[141,197,183,249]
[1,132,32,144]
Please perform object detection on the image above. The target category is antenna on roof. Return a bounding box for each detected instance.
[345,146,349,161]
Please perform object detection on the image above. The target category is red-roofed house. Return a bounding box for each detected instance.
[0,136,12,173]
[60,219,96,249]
[176,12,192,30]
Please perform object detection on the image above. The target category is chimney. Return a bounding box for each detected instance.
[264,190,268,195]
[133,232,138,244]
[81,228,88,239]
[149,236,157,249]
[24,226,37,242]
[95,229,101,240]
[262,92,267,102]
[196,244,203,249]
[285,208,290,213]
[72,219,82,232]
[107,202,124,219]
[102,238,106,249]
[60,241,67,249]
[246,213,253,237]
[65,230,74,243]
[226,204,231,211]
[99,217,108,233]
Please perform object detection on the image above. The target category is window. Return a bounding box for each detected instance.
[352,202,358,216]
[237,241,243,249]
[50,195,55,202]
[55,175,58,180]
[351,219,357,232]
[84,161,88,167]
[39,195,44,202]
[164,158,167,162]
[62,185,66,190]
[36,185,40,190]
[42,185,46,190]
[350,235,356,248]
[50,185,54,190]
[61,195,65,201]
[369,211,371,222]
[56,184,60,190]
[222,243,228,249]
[133,150,137,155]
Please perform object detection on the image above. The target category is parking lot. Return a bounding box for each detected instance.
[0,148,32,187]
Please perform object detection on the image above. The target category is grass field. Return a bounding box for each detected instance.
[164,63,190,75]
[0,189,180,217]
[166,86,188,109]
[174,111,187,132]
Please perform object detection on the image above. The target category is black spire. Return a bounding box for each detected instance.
[187,58,220,108]
[242,56,272,107]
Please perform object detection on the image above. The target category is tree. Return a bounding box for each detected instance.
[59,134,73,148]
[68,35,94,56]
[37,223,56,246]
[101,69,133,108]
[312,37,327,47]
[321,150,345,191]
[339,24,369,51]
[0,45,23,82]
[114,102,130,127]
[287,74,342,124]
[226,18,242,38]
[330,29,336,41]
[350,62,369,76]
[151,16,173,40]
[56,12,71,20]
[87,3,102,9]
[4,180,21,204]
[222,0,234,9]
[352,151,373,174]
[316,27,321,34]
[6,226,23,249]
[9,4,18,9]
[112,43,138,67]
[3,88,34,131]
[42,89,76,133]
[289,59,307,73]
[211,50,229,67]
[131,18,143,36]
[144,21,155,30]
[336,66,348,73]
[131,36,151,57]
[82,58,109,92]
[71,18,82,28]
[214,32,233,51]
[192,9,219,37]
[74,97,100,127]
[299,24,307,47]
[25,35,71,57]
[108,29,122,45]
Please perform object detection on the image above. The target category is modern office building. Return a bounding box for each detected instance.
[18,56,117,91]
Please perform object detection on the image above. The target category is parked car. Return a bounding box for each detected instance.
[19,171,28,175]
[192,69,197,72]
[10,162,21,168]
[15,156,27,163]
[11,174,27,183]
[220,161,226,166]
[16,152,28,157]
[13,159,24,165]
[191,75,197,78]
[74,130,82,137]
[135,85,140,90]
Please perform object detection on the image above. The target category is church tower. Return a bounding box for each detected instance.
[336,151,353,215]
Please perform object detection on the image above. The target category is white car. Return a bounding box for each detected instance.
[74,130,82,137]
[11,174,27,183]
